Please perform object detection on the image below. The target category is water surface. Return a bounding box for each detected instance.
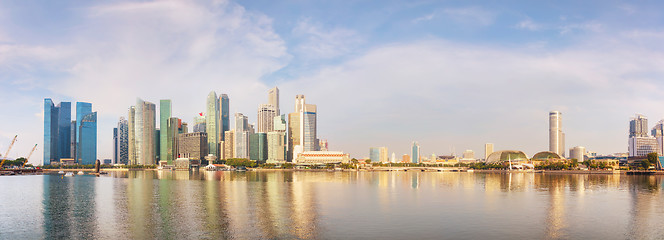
[1,171,664,239]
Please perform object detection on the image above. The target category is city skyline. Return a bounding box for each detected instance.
[4,1,664,164]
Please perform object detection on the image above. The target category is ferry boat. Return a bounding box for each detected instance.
[64,172,74,177]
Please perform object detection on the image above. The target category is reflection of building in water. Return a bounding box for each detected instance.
[626,176,660,239]
[290,176,320,239]
[543,175,566,239]
[411,172,419,189]
[43,175,74,238]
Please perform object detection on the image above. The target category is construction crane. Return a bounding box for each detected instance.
[0,135,18,168]
[23,144,37,167]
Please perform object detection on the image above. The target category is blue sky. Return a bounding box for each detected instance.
[2,0,664,164]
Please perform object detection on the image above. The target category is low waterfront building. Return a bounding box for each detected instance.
[485,150,528,163]
[175,157,200,170]
[294,151,350,165]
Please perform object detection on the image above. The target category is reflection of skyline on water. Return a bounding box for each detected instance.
[3,171,664,238]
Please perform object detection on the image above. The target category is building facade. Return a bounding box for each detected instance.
[485,143,494,160]
[412,142,420,163]
[294,151,350,165]
[289,95,317,161]
[78,112,97,165]
[159,100,172,164]
[43,99,72,165]
[549,111,565,157]
[224,130,235,159]
[258,104,278,133]
[177,132,208,160]
[569,146,586,161]
[219,94,229,142]
[206,91,220,158]
[113,117,128,165]
[234,113,250,159]
[134,98,156,165]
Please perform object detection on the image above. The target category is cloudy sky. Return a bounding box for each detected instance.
[2,0,664,164]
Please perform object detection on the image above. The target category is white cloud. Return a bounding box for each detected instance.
[0,0,291,161]
[515,19,541,31]
[412,13,436,23]
[442,7,496,26]
[281,32,664,157]
[292,19,363,59]
[559,21,604,35]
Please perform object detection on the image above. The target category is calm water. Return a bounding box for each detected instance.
[2,171,664,239]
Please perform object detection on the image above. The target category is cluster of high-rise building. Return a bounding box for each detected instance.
[628,114,663,157]
[109,87,341,167]
[43,99,97,165]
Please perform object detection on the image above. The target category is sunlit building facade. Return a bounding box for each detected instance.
[134,98,156,165]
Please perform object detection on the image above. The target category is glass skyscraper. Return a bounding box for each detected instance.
[219,94,229,141]
[135,98,156,165]
[78,112,97,165]
[206,91,220,157]
[43,99,72,165]
[412,142,420,163]
[160,99,172,163]
[114,117,129,165]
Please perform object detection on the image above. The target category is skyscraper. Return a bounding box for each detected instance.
[412,142,420,163]
[159,100,172,164]
[391,152,396,163]
[224,130,235,159]
[44,99,72,165]
[167,117,180,163]
[267,115,287,163]
[484,143,494,160]
[219,94,230,141]
[549,111,565,157]
[78,112,97,165]
[268,86,280,115]
[258,104,277,133]
[135,98,156,165]
[128,106,136,164]
[628,114,659,157]
[652,120,664,155]
[234,113,250,159]
[630,114,649,137]
[289,95,317,161]
[193,113,206,133]
[114,117,129,165]
[206,92,220,157]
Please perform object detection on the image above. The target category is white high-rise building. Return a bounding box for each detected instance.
[484,143,493,160]
[234,113,249,159]
[206,91,220,158]
[257,104,277,133]
[549,111,565,157]
[628,114,660,157]
[288,95,317,161]
[391,152,396,163]
[134,98,156,165]
[268,87,280,115]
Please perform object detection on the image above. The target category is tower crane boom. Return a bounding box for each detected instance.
[23,144,38,167]
[0,135,18,168]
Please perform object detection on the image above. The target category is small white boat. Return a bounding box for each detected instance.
[77,171,85,175]
[58,171,65,174]
[64,172,74,177]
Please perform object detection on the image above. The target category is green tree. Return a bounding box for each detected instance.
[365,159,371,164]
[642,159,651,170]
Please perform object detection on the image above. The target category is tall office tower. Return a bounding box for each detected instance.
[193,113,206,133]
[652,120,664,155]
[74,102,92,162]
[549,111,565,157]
[177,132,208,160]
[630,114,649,137]
[258,104,277,133]
[391,152,396,163]
[128,106,136,164]
[154,129,160,162]
[234,113,250,158]
[113,117,129,165]
[411,142,420,163]
[43,99,72,165]
[569,146,586,161]
[135,98,156,165]
[289,95,317,161]
[159,100,172,164]
[167,117,181,163]
[267,115,287,163]
[268,87,280,115]
[78,112,97,165]
[70,120,76,160]
[206,92,220,157]
[219,94,229,141]
[224,130,235,159]
[484,143,494,160]
[181,122,188,134]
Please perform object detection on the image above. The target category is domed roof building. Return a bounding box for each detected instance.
[531,151,563,161]
[485,150,529,163]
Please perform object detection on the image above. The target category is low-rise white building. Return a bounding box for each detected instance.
[294,151,350,165]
